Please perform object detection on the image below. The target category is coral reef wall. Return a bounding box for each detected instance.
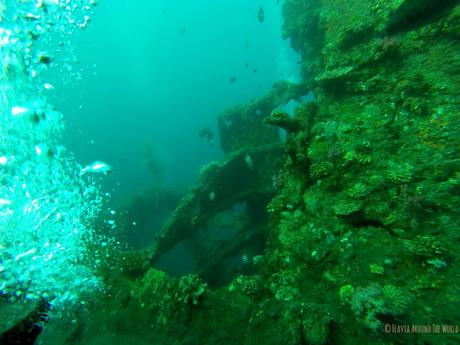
[264,0,460,343]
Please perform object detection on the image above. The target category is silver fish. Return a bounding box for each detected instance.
[245,153,254,170]
[209,191,215,201]
[80,161,113,176]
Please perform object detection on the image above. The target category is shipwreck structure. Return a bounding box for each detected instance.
[145,81,306,286]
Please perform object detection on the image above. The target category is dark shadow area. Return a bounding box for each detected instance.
[386,0,459,34]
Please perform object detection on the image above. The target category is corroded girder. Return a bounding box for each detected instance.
[147,144,284,265]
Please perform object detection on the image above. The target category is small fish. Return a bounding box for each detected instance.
[80,161,113,176]
[199,127,214,144]
[245,153,254,170]
[209,191,215,201]
[37,52,52,65]
[257,7,264,23]
[229,76,237,84]
[242,253,249,265]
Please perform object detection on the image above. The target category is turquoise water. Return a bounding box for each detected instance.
[51,0,300,204]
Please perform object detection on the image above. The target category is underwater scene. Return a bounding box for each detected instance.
[1,0,460,344]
